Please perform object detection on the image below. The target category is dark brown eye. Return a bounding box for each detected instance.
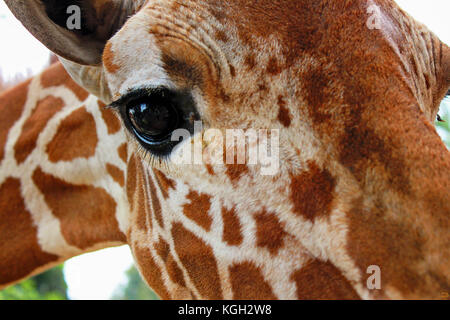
[114,87,200,157]
[127,98,179,144]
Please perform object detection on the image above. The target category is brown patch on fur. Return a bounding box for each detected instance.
[346,197,439,298]
[154,169,176,199]
[46,107,98,162]
[126,154,137,211]
[218,89,231,103]
[133,245,170,299]
[40,63,89,101]
[266,57,282,75]
[302,68,333,123]
[106,163,124,187]
[99,103,121,135]
[277,95,291,127]
[244,54,256,70]
[118,143,128,163]
[254,210,287,255]
[290,162,336,221]
[148,175,165,228]
[103,42,120,74]
[32,167,126,249]
[338,121,411,195]
[229,64,236,78]
[229,261,277,300]
[291,259,360,300]
[331,70,412,195]
[224,138,250,183]
[205,164,215,175]
[134,157,152,230]
[14,96,64,164]
[258,83,268,92]
[172,222,223,299]
[162,53,204,88]
[183,191,212,232]
[136,175,150,231]
[167,256,187,288]
[0,178,59,286]
[154,237,186,287]
[0,79,31,163]
[154,237,169,262]
[221,206,243,246]
[225,161,249,183]
[215,29,229,43]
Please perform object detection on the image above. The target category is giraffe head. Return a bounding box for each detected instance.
[6,0,450,299]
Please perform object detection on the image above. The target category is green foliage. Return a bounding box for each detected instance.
[112,266,159,300]
[0,265,68,300]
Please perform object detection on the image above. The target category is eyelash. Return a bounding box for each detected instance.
[135,141,171,172]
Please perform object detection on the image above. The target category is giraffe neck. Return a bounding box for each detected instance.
[0,63,128,288]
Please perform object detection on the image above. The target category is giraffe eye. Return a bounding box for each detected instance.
[114,87,200,157]
[127,96,180,144]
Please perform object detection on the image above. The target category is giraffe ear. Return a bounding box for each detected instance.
[4,0,138,66]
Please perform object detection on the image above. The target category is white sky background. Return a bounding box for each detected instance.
[0,0,449,300]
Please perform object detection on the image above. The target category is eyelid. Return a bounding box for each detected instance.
[108,87,166,109]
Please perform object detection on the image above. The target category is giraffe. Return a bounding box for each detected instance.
[1,0,450,300]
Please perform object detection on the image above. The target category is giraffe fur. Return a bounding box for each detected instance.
[1,0,450,299]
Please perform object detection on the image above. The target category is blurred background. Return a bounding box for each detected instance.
[0,0,449,300]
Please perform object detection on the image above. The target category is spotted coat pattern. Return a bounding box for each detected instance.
[1,0,450,300]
